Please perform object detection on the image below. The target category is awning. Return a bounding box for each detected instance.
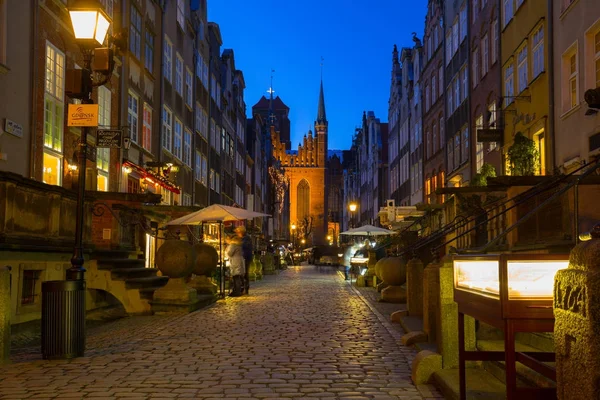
[123,160,181,194]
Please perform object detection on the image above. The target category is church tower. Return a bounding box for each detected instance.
[315,80,328,167]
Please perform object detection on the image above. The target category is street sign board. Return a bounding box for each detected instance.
[97,129,123,148]
[67,104,99,127]
[477,128,503,143]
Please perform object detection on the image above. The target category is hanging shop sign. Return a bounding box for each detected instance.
[67,104,99,127]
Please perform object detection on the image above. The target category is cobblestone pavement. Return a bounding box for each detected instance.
[1,265,443,400]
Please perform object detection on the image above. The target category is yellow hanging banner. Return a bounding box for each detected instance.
[67,104,99,127]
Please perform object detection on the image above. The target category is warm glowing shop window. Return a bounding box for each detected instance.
[97,173,108,191]
[535,129,545,175]
[43,152,62,186]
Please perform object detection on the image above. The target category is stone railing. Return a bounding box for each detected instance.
[0,171,92,250]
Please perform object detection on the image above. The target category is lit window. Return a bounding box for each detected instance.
[162,106,172,152]
[185,67,193,107]
[532,26,545,77]
[177,0,185,28]
[517,45,528,93]
[129,6,141,59]
[503,0,513,27]
[454,134,461,168]
[488,102,498,150]
[163,36,172,82]
[491,20,499,64]
[174,119,182,160]
[43,152,61,186]
[459,6,467,42]
[461,126,469,164]
[504,63,514,107]
[128,92,139,143]
[473,47,479,88]
[97,86,111,190]
[195,150,202,181]
[482,34,489,76]
[44,42,64,154]
[175,53,183,95]
[452,20,459,54]
[569,53,578,109]
[142,103,152,151]
[476,114,484,172]
[144,31,154,73]
[183,128,192,166]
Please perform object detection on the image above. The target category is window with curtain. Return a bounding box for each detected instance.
[43,42,65,187]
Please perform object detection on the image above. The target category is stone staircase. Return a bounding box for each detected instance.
[87,249,169,315]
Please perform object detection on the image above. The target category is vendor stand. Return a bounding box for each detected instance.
[453,253,569,400]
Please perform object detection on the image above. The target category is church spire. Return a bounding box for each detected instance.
[316,79,327,125]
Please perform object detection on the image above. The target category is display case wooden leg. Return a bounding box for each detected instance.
[459,312,466,400]
[504,319,516,400]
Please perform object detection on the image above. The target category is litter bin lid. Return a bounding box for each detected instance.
[42,280,86,292]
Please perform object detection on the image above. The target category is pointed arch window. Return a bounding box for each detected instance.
[297,179,310,221]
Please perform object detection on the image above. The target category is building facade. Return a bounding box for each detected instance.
[553,0,600,172]
[266,81,329,245]
[0,0,32,178]
[388,45,403,204]
[422,0,446,205]
[410,35,424,205]
[445,0,471,187]
[470,0,503,177]
[501,0,552,175]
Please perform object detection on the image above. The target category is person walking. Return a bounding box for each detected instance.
[225,235,244,297]
[235,226,253,295]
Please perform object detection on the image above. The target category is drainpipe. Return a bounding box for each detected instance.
[547,0,556,174]
[158,0,168,165]
[206,53,212,207]
[29,0,39,180]
[117,0,127,192]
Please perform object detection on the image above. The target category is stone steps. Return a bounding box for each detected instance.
[91,250,169,309]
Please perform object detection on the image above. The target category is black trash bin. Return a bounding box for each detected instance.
[41,280,86,360]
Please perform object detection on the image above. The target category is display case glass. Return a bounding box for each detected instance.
[506,260,569,299]
[454,260,500,297]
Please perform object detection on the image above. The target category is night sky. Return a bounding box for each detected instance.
[209,0,428,150]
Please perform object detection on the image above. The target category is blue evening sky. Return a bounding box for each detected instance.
[209,0,428,150]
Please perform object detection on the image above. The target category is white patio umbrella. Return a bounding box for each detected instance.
[166,204,270,298]
[340,224,395,236]
[166,204,270,225]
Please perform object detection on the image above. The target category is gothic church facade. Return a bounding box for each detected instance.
[269,81,329,245]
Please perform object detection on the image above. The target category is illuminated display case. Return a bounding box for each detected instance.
[453,254,570,323]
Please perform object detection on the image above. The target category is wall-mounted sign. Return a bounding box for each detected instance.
[97,129,122,148]
[477,128,503,143]
[67,104,99,127]
[4,118,23,138]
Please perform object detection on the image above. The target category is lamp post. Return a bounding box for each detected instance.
[349,202,357,229]
[291,223,297,251]
[67,0,112,281]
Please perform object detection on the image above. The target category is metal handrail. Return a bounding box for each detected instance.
[401,157,600,257]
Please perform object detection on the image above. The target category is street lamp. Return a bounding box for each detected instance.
[349,202,357,229]
[67,0,112,281]
[290,223,297,250]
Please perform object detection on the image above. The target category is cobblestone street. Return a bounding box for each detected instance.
[0,266,442,400]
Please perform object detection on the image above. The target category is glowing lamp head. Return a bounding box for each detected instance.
[69,0,112,47]
[291,224,296,230]
[349,203,357,212]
